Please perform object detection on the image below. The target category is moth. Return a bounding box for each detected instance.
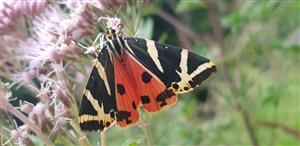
[78,27,217,132]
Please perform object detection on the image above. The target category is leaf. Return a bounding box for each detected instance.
[175,0,204,13]
[137,18,154,39]
[29,135,44,146]
[121,135,144,146]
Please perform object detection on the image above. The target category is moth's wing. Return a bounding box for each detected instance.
[115,51,176,128]
[124,38,217,94]
[78,46,117,132]
[120,51,177,111]
[114,53,140,127]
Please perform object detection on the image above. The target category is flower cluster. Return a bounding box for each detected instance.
[0,0,126,145]
[0,0,48,34]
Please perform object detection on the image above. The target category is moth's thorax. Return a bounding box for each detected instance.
[106,37,126,59]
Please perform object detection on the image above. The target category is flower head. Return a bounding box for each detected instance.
[98,17,123,34]
[0,0,48,34]
[19,101,34,114]
[28,102,51,131]
[11,125,34,146]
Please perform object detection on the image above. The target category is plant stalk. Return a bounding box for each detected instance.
[141,115,153,146]
[100,131,106,146]
[203,0,259,146]
[3,103,54,146]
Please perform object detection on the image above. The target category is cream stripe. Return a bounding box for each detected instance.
[79,89,115,124]
[124,40,135,55]
[146,40,164,73]
[174,50,215,93]
[94,59,111,95]
[179,49,189,73]
[84,89,102,112]
[176,49,190,81]
[190,61,215,78]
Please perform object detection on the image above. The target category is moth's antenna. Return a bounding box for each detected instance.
[78,33,103,57]
[97,17,109,23]
[114,6,122,17]
[134,30,139,37]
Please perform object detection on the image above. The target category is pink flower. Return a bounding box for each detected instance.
[12,69,39,87]
[0,0,48,34]
[28,103,51,131]
[36,78,56,104]
[16,0,48,15]
[98,17,123,34]
[64,0,104,11]
[50,103,71,137]
[0,35,20,74]
[19,101,34,114]
[53,63,73,105]
[54,103,69,118]
[67,8,94,40]
[13,6,89,85]
[11,125,34,146]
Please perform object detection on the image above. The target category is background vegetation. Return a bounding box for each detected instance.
[1,0,299,146]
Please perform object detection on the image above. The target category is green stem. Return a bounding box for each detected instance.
[69,121,91,146]
[101,131,106,146]
[203,0,259,145]
[141,115,153,146]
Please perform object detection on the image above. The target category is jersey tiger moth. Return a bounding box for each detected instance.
[78,26,217,132]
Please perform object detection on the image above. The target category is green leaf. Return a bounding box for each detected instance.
[175,0,204,13]
[193,43,208,55]
[143,0,164,16]
[121,135,144,146]
[137,18,154,39]
[87,132,100,146]
[29,135,44,146]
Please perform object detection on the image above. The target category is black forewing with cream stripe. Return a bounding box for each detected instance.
[124,38,217,94]
[79,46,117,131]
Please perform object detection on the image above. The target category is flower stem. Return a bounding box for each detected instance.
[203,0,259,146]
[70,121,91,146]
[100,131,106,146]
[4,103,54,146]
[141,115,153,146]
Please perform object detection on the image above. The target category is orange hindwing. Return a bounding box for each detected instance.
[115,52,177,128]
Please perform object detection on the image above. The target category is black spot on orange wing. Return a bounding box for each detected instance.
[117,111,132,124]
[141,71,152,83]
[132,101,137,110]
[156,89,175,107]
[141,96,150,104]
[117,84,126,95]
[121,50,178,113]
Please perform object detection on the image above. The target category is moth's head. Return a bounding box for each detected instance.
[106,27,122,40]
[106,27,115,40]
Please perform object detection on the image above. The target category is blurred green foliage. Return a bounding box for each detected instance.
[97,0,299,145]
